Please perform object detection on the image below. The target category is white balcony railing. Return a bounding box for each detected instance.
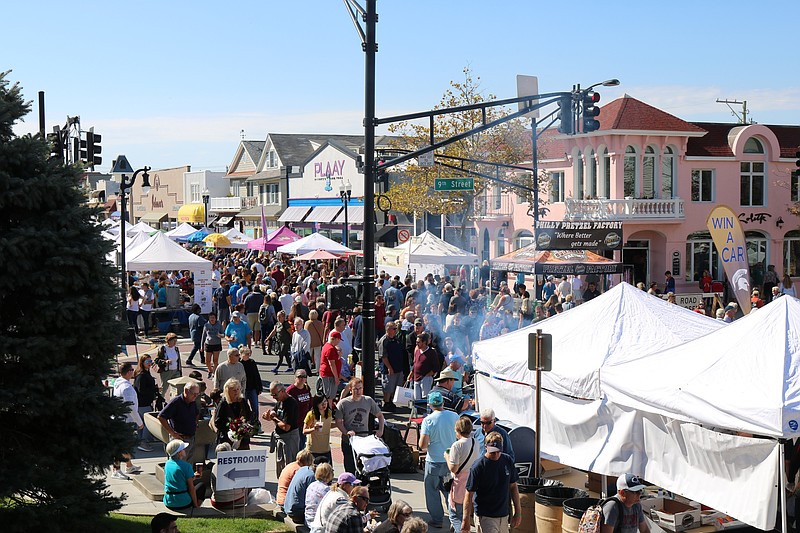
[209,196,259,212]
[473,194,514,219]
[564,198,685,221]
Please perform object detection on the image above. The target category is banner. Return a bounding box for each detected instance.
[535,220,623,251]
[377,246,405,268]
[706,205,751,314]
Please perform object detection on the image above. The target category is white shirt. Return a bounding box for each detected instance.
[570,276,584,296]
[291,329,311,356]
[113,377,143,426]
[279,293,295,313]
[338,326,353,358]
[252,262,266,275]
[557,280,572,299]
[311,487,348,530]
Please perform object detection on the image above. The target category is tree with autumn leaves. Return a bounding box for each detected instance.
[384,67,549,247]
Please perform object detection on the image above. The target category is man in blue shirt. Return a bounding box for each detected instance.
[462,431,521,533]
[475,408,515,463]
[224,311,252,349]
[284,462,316,523]
[419,391,460,528]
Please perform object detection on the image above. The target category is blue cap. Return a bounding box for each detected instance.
[427,391,444,406]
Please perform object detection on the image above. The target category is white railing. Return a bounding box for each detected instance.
[209,196,259,211]
[564,198,685,221]
[473,194,514,219]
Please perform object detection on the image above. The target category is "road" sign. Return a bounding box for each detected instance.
[215,449,267,490]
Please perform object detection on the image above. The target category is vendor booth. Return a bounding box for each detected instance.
[125,232,213,314]
[166,222,200,241]
[276,231,353,255]
[247,225,301,251]
[377,231,478,279]
[472,283,786,529]
[490,244,623,275]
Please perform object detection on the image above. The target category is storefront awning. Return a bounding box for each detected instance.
[332,205,364,225]
[375,225,398,243]
[139,211,169,223]
[177,203,205,223]
[305,206,343,223]
[278,206,312,223]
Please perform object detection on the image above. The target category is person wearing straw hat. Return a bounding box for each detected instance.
[429,367,471,413]
[163,439,207,511]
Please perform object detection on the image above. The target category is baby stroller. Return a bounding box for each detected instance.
[350,434,393,512]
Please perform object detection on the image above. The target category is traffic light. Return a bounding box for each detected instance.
[47,129,64,162]
[557,95,574,135]
[79,135,88,163]
[582,91,601,132]
[86,129,102,169]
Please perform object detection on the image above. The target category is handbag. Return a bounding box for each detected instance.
[443,437,475,493]
[393,380,415,405]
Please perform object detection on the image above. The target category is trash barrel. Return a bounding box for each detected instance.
[534,487,588,533]
[561,497,599,533]
[511,479,563,533]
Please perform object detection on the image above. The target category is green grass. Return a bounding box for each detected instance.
[99,513,293,533]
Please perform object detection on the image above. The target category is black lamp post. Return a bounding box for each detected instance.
[202,188,210,228]
[118,166,151,301]
[339,179,352,247]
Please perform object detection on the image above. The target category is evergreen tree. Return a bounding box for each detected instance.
[0,70,135,531]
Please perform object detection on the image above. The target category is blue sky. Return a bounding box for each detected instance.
[5,0,798,172]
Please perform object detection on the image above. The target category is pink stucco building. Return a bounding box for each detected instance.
[477,96,800,293]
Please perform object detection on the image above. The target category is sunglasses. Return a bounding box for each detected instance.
[357,495,370,503]
[479,420,493,425]
[144,359,153,364]
[401,511,413,517]
[297,375,308,379]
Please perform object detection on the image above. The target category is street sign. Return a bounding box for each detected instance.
[111,155,134,174]
[215,449,267,490]
[528,331,552,371]
[434,177,474,191]
[398,228,410,243]
[418,149,434,167]
[516,75,540,119]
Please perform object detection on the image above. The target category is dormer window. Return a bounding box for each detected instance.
[743,137,764,154]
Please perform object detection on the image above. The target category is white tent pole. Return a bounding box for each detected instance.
[780,441,788,533]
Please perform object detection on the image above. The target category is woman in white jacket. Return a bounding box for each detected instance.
[291,317,312,375]
[111,362,143,480]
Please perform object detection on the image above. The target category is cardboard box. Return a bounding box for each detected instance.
[700,511,727,526]
[639,496,665,514]
[647,499,702,532]
[541,459,571,478]
[713,516,747,531]
[585,472,618,493]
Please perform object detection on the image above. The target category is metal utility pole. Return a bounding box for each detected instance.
[716,98,751,124]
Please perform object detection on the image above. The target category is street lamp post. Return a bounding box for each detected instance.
[202,188,210,228]
[339,180,352,247]
[118,166,151,305]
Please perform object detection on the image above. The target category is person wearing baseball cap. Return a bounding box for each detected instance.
[224,309,251,349]
[461,431,521,533]
[317,330,343,401]
[419,391,460,529]
[311,472,362,531]
[163,439,206,511]
[599,473,650,533]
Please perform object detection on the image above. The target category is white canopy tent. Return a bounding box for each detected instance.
[166,222,199,241]
[125,232,213,313]
[220,227,253,249]
[276,232,353,255]
[472,283,781,529]
[128,220,157,236]
[104,220,134,236]
[377,231,478,279]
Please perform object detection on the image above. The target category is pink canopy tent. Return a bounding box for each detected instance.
[247,225,301,251]
[292,249,342,261]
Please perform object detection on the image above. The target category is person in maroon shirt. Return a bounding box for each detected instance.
[286,369,313,448]
[318,331,342,402]
[412,332,440,400]
[271,265,285,288]
[374,293,387,340]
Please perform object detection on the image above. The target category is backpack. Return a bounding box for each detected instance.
[578,497,624,533]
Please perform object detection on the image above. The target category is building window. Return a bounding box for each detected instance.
[482,228,490,262]
[662,147,675,198]
[575,154,584,199]
[549,171,565,203]
[268,149,277,167]
[643,146,656,199]
[792,171,799,202]
[496,228,506,257]
[493,185,502,210]
[190,183,200,203]
[746,231,768,288]
[602,148,611,198]
[515,230,534,249]
[740,161,765,207]
[743,137,764,154]
[624,145,636,197]
[691,170,714,202]
[685,231,719,282]
[785,230,800,277]
[267,183,280,205]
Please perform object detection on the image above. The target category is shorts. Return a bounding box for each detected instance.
[382,372,405,398]
[246,312,259,332]
[316,376,337,399]
[205,343,222,354]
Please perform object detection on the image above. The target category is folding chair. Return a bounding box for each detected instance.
[403,399,429,445]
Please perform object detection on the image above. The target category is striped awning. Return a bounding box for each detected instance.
[332,205,364,224]
[278,206,312,223]
[305,206,343,223]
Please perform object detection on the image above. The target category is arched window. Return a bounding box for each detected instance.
[574,152,584,199]
[514,230,534,250]
[482,228,490,262]
[661,147,675,198]
[785,230,800,277]
[586,150,597,198]
[643,146,656,199]
[602,148,611,198]
[744,137,764,154]
[496,228,506,257]
[685,231,719,282]
[624,146,637,197]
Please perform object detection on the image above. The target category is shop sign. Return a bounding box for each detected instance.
[534,220,623,251]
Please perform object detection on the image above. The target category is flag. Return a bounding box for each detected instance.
[260,204,268,247]
[706,205,751,314]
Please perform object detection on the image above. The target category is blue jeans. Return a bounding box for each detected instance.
[414,376,433,400]
[424,460,450,525]
[138,406,154,442]
[449,501,464,532]
[245,389,259,422]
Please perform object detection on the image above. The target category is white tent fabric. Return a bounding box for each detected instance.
[219,227,252,249]
[104,220,134,236]
[378,231,478,278]
[603,295,800,438]
[276,232,353,255]
[128,221,156,236]
[126,231,212,271]
[473,282,723,400]
[166,222,199,240]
